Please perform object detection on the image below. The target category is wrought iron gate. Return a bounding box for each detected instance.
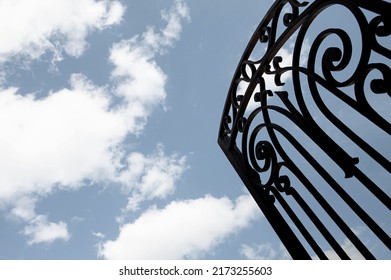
[218,0,390,259]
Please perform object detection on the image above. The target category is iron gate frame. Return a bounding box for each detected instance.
[218,0,390,259]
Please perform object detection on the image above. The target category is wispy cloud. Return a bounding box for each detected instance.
[109,0,190,134]
[240,229,369,260]
[321,239,365,260]
[117,144,188,215]
[240,242,290,260]
[23,215,70,245]
[0,0,124,66]
[316,228,367,260]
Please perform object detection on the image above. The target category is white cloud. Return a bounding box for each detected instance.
[118,144,188,213]
[241,229,367,260]
[0,74,127,203]
[322,239,365,260]
[0,73,188,241]
[109,0,190,134]
[109,39,168,134]
[9,196,37,221]
[0,0,124,64]
[92,231,105,239]
[318,229,366,260]
[23,215,70,245]
[240,242,290,260]
[10,196,37,221]
[0,0,190,203]
[98,194,261,259]
[0,0,190,246]
[159,0,191,48]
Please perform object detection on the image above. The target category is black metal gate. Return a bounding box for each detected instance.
[218,0,390,259]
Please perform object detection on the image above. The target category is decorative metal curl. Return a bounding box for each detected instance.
[218,0,391,259]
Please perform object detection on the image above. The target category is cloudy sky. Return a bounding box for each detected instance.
[0,0,389,260]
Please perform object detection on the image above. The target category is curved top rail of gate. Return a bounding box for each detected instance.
[218,0,390,259]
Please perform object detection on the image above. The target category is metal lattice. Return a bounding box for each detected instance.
[218,0,390,259]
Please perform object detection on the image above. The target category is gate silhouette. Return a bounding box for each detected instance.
[218,0,390,259]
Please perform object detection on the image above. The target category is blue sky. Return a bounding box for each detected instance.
[0,0,389,260]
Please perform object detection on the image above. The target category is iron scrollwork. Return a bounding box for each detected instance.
[218,0,390,259]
